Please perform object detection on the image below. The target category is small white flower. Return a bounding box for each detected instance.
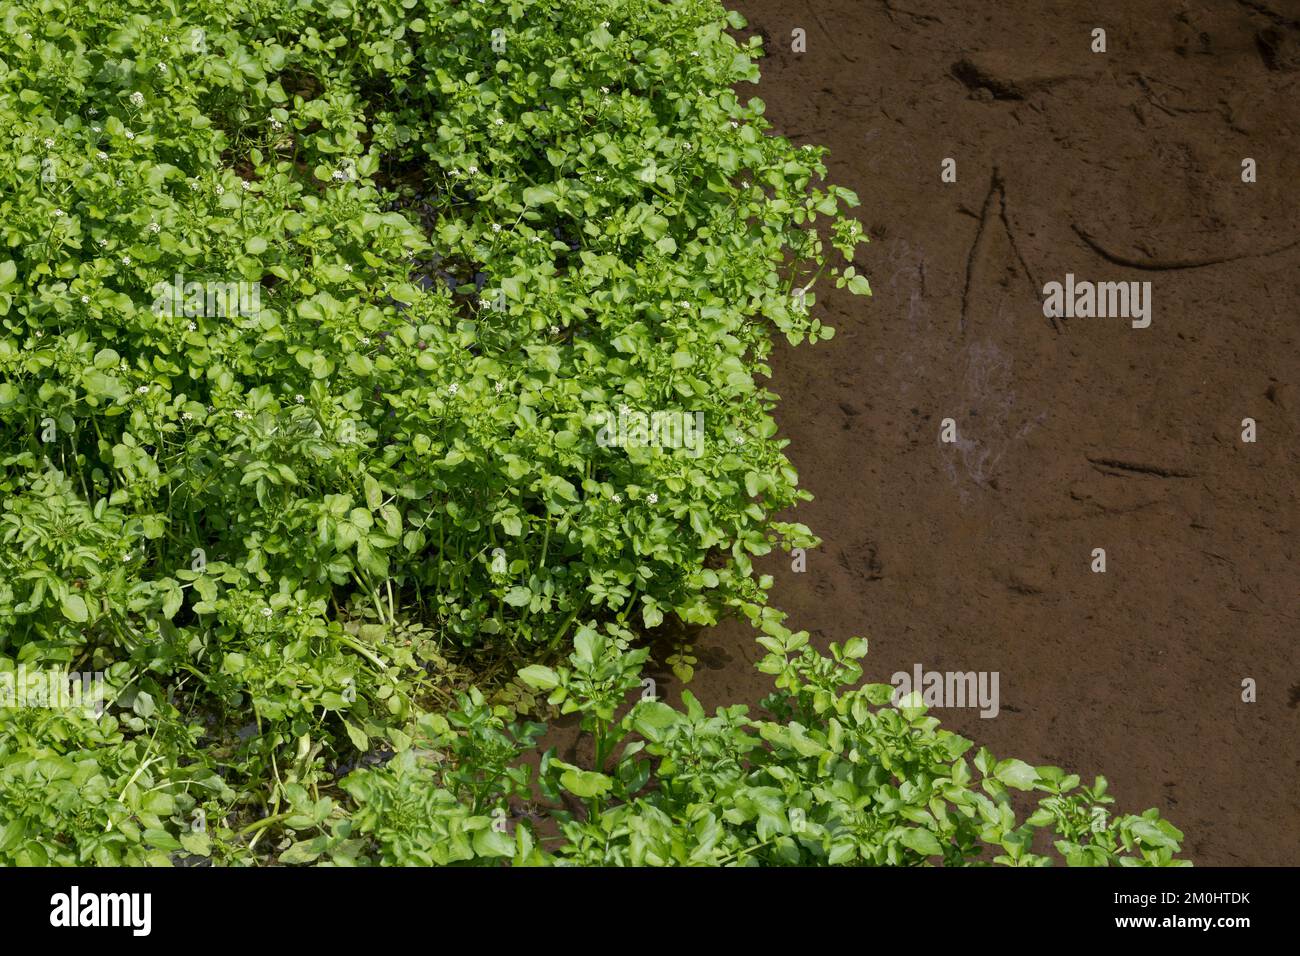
[158,63,168,72]
[494,118,504,126]
[188,180,200,191]
[343,264,353,272]
[601,21,610,28]
[34,330,43,338]
[730,121,739,128]
[97,151,108,160]
[43,137,55,148]
[187,321,196,331]
[53,208,65,217]
[118,363,128,372]
[331,169,346,181]
[467,165,478,175]
[549,325,559,334]
[601,86,610,94]
[491,223,501,232]
[741,180,750,188]
[447,383,459,396]
[234,410,248,420]
[88,107,98,116]
[691,51,700,57]
[494,381,504,394]
[735,434,746,445]
[121,256,131,265]
[123,553,132,562]
[147,221,160,233]
[529,236,541,243]
[92,125,101,133]
[594,175,603,182]
[360,336,369,345]
[135,385,148,395]
[129,91,144,106]
[261,607,272,618]
[182,411,193,420]
[294,394,304,403]
[98,238,108,246]
[80,295,89,303]
[647,493,659,504]
[270,119,283,130]
[611,493,622,504]
[214,185,224,195]
[681,142,693,151]
[241,180,252,191]
[124,130,135,140]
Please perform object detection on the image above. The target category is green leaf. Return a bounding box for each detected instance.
[560,769,612,798]
[900,827,944,857]
[632,701,678,741]
[60,592,88,623]
[1129,819,1181,850]
[343,721,368,752]
[161,582,182,620]
[82,369,126,400]
[994,759,1041,791]
[346,352,373,377]
[517,665,559,690]
[522,185,559,206]
[641,215,669,240]
[179,829,212,856]
[472,826,515,858]
[363,474,383,511]
[503,586,531,607]
[279,839,324,864]
[847,274,872,295]
[573,627,600,665]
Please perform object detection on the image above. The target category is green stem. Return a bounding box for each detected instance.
[239,810,294,837]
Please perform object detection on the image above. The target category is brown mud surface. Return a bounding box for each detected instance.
[551,0,1299,865]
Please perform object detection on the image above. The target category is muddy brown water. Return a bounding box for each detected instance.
[543,0,1299,866]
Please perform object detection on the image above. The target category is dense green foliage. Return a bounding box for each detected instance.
[330,627,1186,866]
[0,0,1184,866]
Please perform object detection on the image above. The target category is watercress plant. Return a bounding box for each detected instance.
[0,0,1183,867]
